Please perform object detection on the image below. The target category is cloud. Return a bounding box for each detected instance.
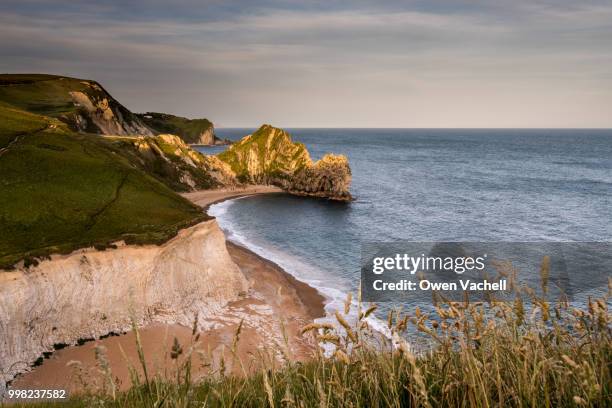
[1,1,611,127]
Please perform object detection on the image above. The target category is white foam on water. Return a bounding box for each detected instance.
[210,197,346,302]
[209,197,392,345]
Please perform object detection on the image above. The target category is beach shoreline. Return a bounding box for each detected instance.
[183,185,327,318]
[9,186,326,393]
[182,185,285,211]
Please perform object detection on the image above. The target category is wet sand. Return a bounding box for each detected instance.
[182,185,284,210]
[11,187,325,393]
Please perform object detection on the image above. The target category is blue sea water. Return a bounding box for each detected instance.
[198,129,612,319]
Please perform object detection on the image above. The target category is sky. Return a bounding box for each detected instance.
[1,0,611,128]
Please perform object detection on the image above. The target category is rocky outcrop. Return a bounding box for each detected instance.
[218,125,311,183]
[0,220,248,387]
[0,75,154,136]
[107,126,351,200]
[68,84,153,136]
[188,125,231,146]
[218,125,352,201]
[198,126,216,145]
[112,134,237,191]
[290,154,353,201]
[136,112,231,145]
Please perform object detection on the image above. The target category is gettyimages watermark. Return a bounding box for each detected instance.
[361,242,612,303]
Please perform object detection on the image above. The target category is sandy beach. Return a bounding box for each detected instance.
[11,186,325,393]
[182,185,284,210]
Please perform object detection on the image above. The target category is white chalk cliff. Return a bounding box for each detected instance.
[0,220,248,387]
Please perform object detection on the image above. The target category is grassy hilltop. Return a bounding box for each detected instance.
[0,74,220,144]
[0,74,353,267]
[0,74,89,117]
[136,112,226,145]
[0,74,151,135]
[0,99,207,269]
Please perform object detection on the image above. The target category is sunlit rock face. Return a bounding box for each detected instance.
[113,125,352,199]
[114,133,237,191]
[135,112,231,145]
[290,153,352,201]
[68,82,153,136]
[0,75,153,136]
[218,125,352,201]
[120,125,352,199]
[0,220,248,386]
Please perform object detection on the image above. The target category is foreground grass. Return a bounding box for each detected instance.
[0,104,207,268]
[15,273,611,407]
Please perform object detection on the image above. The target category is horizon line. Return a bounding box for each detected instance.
[215,126,612,130]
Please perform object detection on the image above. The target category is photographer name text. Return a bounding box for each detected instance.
[372,279,507,292]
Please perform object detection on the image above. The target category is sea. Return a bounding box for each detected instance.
[196,129,612,330]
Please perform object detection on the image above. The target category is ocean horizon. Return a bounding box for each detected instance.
[200,128,612,326]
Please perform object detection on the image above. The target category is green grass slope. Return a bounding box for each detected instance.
[0,74,151,135]
[136,112,216,144]
[0,74,92,117]
[108,134,232,191]
[0,104,207,269]
[0,101,50,148]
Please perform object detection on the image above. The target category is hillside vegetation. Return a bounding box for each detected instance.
[0,103,207,269]
[136,112,228,145]
[0,74,224,145]
[0,75,353,268]
[109,134,236,191]
[17,282,611,407]
[0,74,151,135]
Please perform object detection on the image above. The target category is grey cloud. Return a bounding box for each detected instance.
[1,1,611,127]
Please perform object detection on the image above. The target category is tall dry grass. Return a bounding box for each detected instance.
[12,266,612,407]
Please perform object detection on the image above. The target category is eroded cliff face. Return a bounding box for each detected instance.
[290,154,352,201]
[198,126,216,145]
[218,125,352,201]
[0,75,153,137]
[190,126,230,146]
[67,82,153,136]
[113,134,237,191]
[109,127,351,200]
[135,112,231,145]
[218,125,311,183]
[0,220,248,386]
